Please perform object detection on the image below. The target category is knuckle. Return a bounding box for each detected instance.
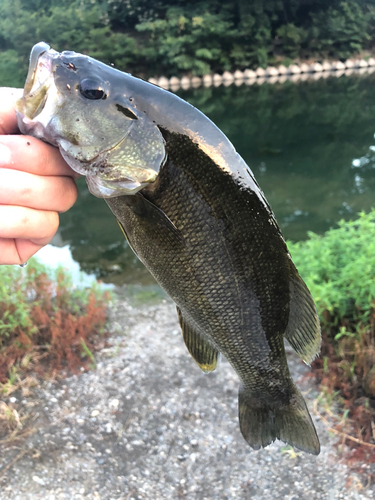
[47,211,60,236]
[59,178,78,213]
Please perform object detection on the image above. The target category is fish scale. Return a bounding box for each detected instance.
[106,130,315,447]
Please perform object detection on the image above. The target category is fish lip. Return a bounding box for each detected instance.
[24,42,51,93]
[17,42,59,122]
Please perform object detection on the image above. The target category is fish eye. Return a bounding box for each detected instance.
[79,79,107,100]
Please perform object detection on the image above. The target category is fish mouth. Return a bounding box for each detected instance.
[17,42,58,121]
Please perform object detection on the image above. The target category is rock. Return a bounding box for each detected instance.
[32,475,45,485]
[233,70,244,79]
[299,63,310,73]
[180,76,190,89]
[169,76,180,85]
[170,83,180,92]
[90,409,100,417]
[222,71,234,83]
[158,77,169,89]
[148,77,158,85]
[367,58,375,66]
[321,61,333,71]
[202,74,212,86]
[345,59,355,69]
[109,398,120,409]
[289,64,301,74]
[310,62,323,72]
[213,75,222,87]
[331,61,346,71]
[265,67,279,77]
[277,65,289,75]
[243,69,256,79]
[191,76,202,88]
[255,67,266,77]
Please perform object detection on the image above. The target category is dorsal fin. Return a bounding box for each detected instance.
[176,307,220,373]
[283,266,321,365]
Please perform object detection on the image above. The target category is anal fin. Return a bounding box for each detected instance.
[176,307,219,373]
[284,267,321,365]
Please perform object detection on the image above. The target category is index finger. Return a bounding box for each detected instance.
[0,87,23,134]
[0,135,80,178]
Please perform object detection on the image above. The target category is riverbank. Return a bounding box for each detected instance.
[1,291,374,499]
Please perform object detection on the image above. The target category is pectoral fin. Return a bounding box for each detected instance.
[176,307,219,373]
[284,266,321,365]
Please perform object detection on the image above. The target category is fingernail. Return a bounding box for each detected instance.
[0,143,11,166]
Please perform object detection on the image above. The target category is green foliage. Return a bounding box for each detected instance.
[276,24,306,59]
[1,0,375,85]
[136,6,236,76]
[288,210,375,326]
[307,1,374,58]
[0,50,25,87]
[0,0,137,85]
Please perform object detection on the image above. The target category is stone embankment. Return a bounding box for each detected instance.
[149,58,375,91]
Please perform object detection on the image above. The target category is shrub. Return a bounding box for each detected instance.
[288,210,375,329]
[288,210,375,449]
[0,258,110,386]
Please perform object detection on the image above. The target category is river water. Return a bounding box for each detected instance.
[55,71,375,285]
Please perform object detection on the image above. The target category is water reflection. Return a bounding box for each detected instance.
[57,72,375,284]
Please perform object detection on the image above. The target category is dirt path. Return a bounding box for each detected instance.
[1,292,374,499]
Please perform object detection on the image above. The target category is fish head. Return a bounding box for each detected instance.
[16,42,166,197]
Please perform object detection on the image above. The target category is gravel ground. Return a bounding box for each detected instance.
[1,290,374,499]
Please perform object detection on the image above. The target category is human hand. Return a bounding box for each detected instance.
[0,87,79,265]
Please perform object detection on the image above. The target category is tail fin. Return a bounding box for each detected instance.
[238,384,320,455]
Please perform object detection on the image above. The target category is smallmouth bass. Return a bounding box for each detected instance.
[16,42,321,454]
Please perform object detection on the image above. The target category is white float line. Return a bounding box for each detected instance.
[149,59,375,91]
